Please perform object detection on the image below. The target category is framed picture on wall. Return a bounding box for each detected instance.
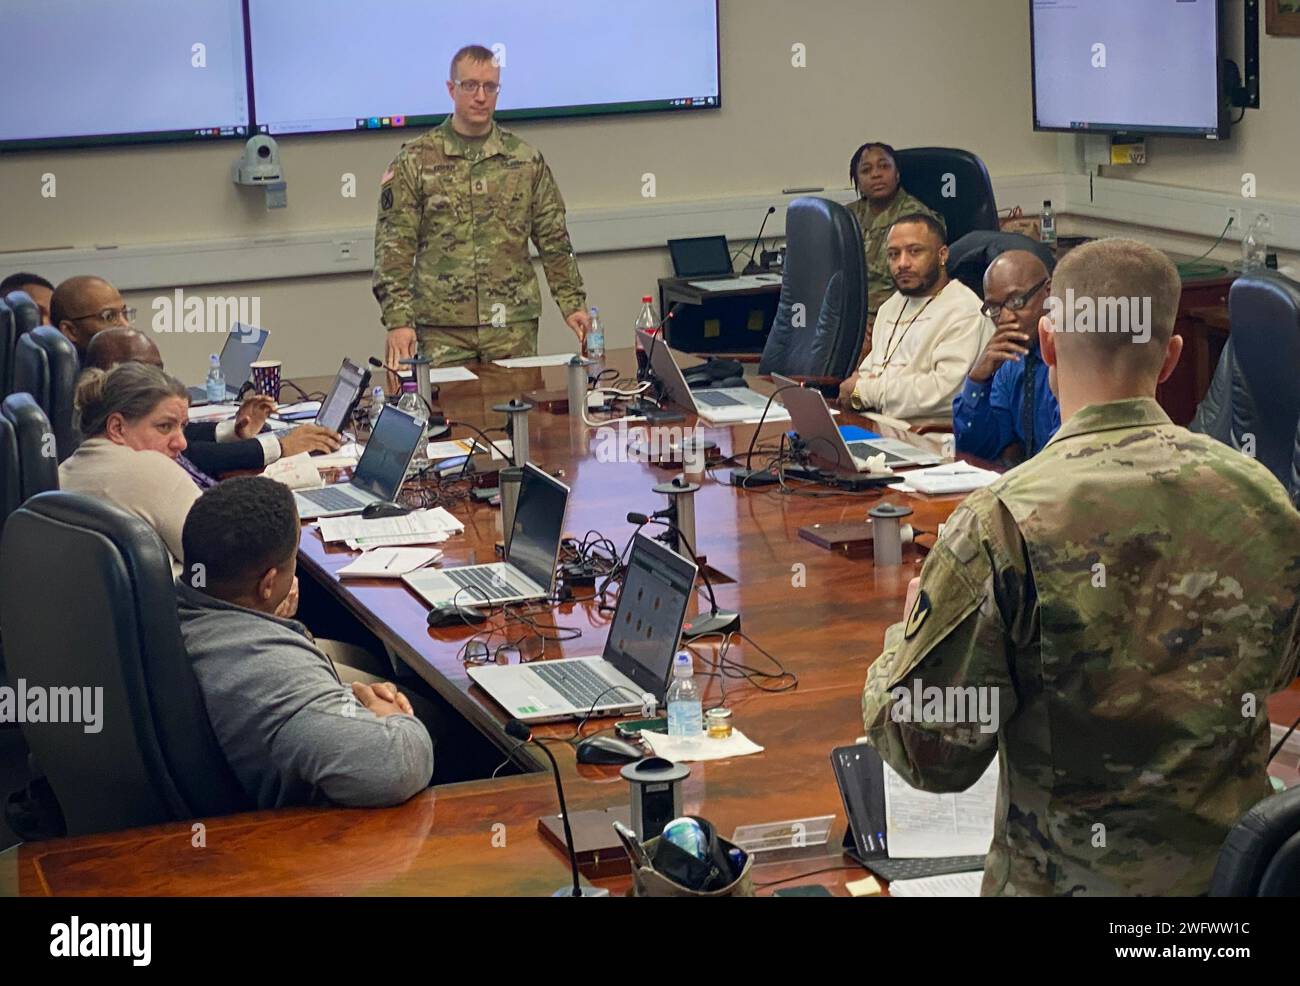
[1267,0,1300,36]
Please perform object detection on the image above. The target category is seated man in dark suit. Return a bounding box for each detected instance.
[83,328,340,477]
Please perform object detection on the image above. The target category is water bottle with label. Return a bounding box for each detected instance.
[666,651,703,739]
[204,354,225,403]
[396,381,429,473]
[633,296,661,377]
[1040,200,1057,246]
[586,306,605,360]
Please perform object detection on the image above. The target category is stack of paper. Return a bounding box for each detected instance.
[337,547,443,578]
[492,353,576,369]
[428,366,479,383]
[316,507,464,549]
[888,872,983,897]
[262,453,324,491]
[894,462,1000,496]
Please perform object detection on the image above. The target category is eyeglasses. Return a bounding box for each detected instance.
[66,305,137,325]
[452,80,501,96]
[980,278,1048,320]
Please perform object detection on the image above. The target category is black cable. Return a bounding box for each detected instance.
[1268,711,1300,763]
[742,382,805,472]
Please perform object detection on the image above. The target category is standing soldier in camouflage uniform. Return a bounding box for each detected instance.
[861,239,1300,896]
[373,44,589,372]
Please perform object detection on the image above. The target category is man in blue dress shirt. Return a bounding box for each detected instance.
[953,251,1060,463]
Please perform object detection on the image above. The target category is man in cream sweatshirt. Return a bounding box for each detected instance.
[846,214,992,424]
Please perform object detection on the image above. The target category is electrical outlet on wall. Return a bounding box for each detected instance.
[1226,207,1241,233]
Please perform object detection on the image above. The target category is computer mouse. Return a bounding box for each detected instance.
[427,604,488,628]
[361,501,411,520]
[575,735,645,765]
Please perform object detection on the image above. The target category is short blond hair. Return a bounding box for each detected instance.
[1047,238,1181,373]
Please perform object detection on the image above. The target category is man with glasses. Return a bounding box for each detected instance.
[953,251,1061,462]
[373,44,589,373]
[50,275,137,358]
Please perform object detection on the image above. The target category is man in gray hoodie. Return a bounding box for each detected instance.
[177,476,433,809]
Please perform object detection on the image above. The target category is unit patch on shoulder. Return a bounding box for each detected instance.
[904,590,932,640]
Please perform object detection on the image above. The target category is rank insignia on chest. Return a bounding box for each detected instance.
[471,178,487,195]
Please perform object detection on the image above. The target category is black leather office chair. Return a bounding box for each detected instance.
[1209,786,1300,895]
[0,299,15,398]
[1202,273,1300,490]
[758,197,866,388]
[946,230,1056,300]
[4,290,41,338]
[0,492,253,836]
[13,325,79,462]
[1291,419,1300,507]
[1,393,59,502]
[0,413,19,534]
[894,148,999,245]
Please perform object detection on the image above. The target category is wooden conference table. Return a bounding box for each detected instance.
[3,349,1297,897]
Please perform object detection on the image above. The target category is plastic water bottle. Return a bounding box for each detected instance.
[1242,214,1270,272]
[586,306,605,360]
[1039,200,1056,246]
[666,652,702,739]
[204,354,225,403]
[1039,200,1057,245]
[368,385,386,432]
[396,380,429,472]
[634,296,661,377]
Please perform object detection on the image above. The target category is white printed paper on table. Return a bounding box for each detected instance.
[882,756,998,858]
[492,353,577,369]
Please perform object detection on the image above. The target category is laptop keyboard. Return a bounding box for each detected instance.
[862,855,985,883]
[446,566,529,601]
[298,487,363,511]
[532,661,620,710]
[694,390,742,408]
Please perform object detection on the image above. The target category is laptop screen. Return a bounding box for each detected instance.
[668,235,732,277]
[507,464,570,592]
[220,324,268,390]
[351,404,422,500]
[604,534,697,699]
[315,358,368,432]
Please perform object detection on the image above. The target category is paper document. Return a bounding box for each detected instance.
[262,453,323,491]
[687,274,782,292]
[274,400,322,418]
[492,353,576,368]
[895,462,1000,496]
[309,442,362,470]
[428,366,478,383]
[316,507,464,545]
[640,727,764,763]
[888,871,984,897]
[186,404,237,422]
[337,547,443,578]
[883,757,997,859]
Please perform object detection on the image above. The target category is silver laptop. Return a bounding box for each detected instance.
[187,324,268,404]
[293,404,423,519]
[467,534,698,722]
[774,374,941,470]
[403,463,569,607]
[639,329,790,425]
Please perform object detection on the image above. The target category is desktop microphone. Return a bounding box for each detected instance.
[504,719,608,897]
[625,512,741,639]
[741,206,777,275]
[630,302,685,414]
[727,381,807,488]
[368,355,408,377]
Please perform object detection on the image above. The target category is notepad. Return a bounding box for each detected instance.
[337,547,442,578]
[883,758,997,859]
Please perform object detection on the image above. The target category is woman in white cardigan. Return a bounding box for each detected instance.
[58,362,199,571]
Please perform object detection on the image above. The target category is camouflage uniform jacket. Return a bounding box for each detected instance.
[847,191,946,318]
[862,398,1300,895]
[372,118,586,329]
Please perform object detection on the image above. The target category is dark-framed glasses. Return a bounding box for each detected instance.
[452,80,501,96]
[980,278,1048,320]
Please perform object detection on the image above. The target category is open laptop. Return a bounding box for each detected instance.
[314,358,371,433]
[640,329,790,425]
[774,374,941,469]
[667,235,782,291]
[403,463,569,607]
[467,533,698,722]
[293,404,423,520]
[831,744,986,883]
[187,324,269,404]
